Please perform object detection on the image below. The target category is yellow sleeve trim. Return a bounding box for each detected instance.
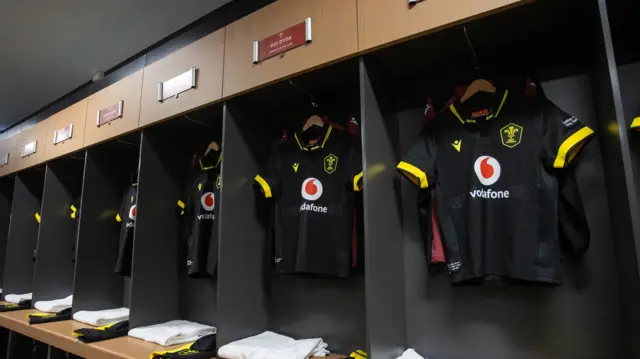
[116,214,122,223]
[397,161,429,188]
[35,213,41,223]
[177,200,185,209]
[254,175,272,198]
[353,171,364,191]
[150,341,194,359]
[554,126,595,168]
[631,117,640,129]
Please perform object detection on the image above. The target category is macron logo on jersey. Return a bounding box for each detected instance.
[198,192,215,220]
[300,178,328,213]
[471,156,509,199]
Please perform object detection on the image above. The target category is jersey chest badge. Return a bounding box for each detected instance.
[292,163,300,173]
[500,123,523,148]
[216,175,221,189]
[197,183,202,191]
[324,154,338,174]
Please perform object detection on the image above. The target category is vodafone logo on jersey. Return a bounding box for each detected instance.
[200,192,215,211]
[128,205,137,220]
[470,155,509,199]
[198,192,215,220]
[300,178,328,213]
[301,178,323,201]
[474,156,501,185]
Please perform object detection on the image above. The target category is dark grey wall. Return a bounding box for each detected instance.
[2,170,44,299]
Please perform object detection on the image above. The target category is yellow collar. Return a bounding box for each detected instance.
[449,89,509,125]
[294,125,333,151]
[200,152,222,170]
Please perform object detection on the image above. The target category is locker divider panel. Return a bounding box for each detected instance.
[2,168,45,300]
[32,156,84,304]
[359,58,407,359]
[594,1,640,354]
[218,59,366,353]
[130,111,221,329]
[216,103,269,348]
[0,177,14,289]
[72,136,140,314]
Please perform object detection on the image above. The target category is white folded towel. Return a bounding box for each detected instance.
[397,349,425,359]
[128,320,216,346]
[217,331,329,359]
[5,293,32,303]
[73,307,130,327]
[34,295,73,313]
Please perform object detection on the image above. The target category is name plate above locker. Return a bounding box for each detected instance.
[253,17,312,64]
[53,124,73,145]
[22,141,37,158]
[0,153,8,167]
[97,100,124,127]
[157,68,197,102]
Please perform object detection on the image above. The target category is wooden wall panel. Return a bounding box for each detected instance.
[84,70,144,147]
[357,0,528,51]
[139,30,225,127]
[0,129,20,177]
[223,0,358,97]
[44,99,88,161]
[15,121,48,170]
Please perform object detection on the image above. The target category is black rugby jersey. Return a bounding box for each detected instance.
[398,90,594,284]
[255,125,363,277]
[182,155,221,277]
[114,184,137,277]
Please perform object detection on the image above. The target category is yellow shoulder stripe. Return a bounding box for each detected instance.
[554,126,594,168]
[254,175,272,198]
[353,171,364,192]
[631,117,640,130]
[116,214,122,223]
[35,213,41,223]
[397,161,429,188]
[177,200,185,209]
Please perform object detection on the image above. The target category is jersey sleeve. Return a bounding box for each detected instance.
[349,145,364,192]
[397,136,435,189]
[255,155,281,199]
[630,106,640,130]
[543,102,595,169]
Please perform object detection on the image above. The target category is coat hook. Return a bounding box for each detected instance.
[464,25,481,71]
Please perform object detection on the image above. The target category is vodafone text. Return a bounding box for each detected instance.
[300,203,328,213]
[197,213,215,220]
[469,189,510,199]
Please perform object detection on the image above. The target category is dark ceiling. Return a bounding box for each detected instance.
[0,0,235,131]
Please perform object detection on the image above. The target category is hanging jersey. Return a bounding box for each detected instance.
[183,160,221,277]
[398,90,594,284]
[114,185,137,277]
[255,125,363,277]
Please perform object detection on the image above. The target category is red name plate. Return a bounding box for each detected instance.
[253,17,312,64]
[53,124,73,145]
[97,100,124,127]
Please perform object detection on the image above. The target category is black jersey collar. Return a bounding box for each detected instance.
[199,152,222,170]
[449,89,509,125]
[294,125,333,151]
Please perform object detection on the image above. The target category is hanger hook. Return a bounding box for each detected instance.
[463,25,481,71]
[289,80,318,108]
